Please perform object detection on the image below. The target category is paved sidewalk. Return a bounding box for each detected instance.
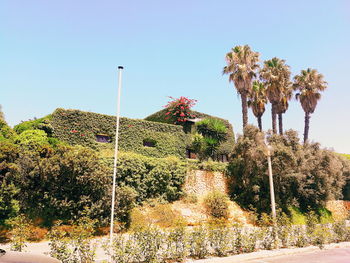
[187,242,350,263]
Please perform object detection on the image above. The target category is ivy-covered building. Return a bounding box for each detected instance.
[16,108,235,161]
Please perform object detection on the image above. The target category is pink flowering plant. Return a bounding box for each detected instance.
[164,96,197,124]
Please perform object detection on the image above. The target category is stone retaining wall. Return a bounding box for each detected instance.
[183,170,227,198]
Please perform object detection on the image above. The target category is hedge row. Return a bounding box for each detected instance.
[47,108,190,159]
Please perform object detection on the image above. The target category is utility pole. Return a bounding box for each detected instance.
[109,66,124,249]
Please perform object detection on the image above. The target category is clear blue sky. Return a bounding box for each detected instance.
[1,0,349,153]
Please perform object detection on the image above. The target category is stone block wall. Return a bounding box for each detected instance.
[183,170,227,198]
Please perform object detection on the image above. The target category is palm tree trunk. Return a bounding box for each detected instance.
[278,113,283,135]
[257,116,262,131]
[304,112,310,143]
[241,91,248,131]
[271,103,277,134]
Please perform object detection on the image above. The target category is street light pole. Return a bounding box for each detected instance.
[266,143,276,221]
[109,66,124,248]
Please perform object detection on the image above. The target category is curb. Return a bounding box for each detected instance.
[186,242,350,263]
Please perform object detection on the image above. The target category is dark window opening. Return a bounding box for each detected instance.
[143,139,157,147]
[186,149,197,159]
[96,134,111,143]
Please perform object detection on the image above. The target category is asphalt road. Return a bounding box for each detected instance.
[243,247,350,263]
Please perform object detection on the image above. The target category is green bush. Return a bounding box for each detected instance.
[14,116,53,135]
[203,191,230,219]
[14,129,49,150]
[102,152,187,203]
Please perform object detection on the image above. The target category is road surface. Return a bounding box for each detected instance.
[243,247,350,263]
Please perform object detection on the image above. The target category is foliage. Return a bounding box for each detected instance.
[192,118,228,160]
[48,108,189,159]
[47,216,97,263]
[7,144,110,225]
[145,108,235,156]
[5,214,31,252]
[163,96,197,124]
[288,206,306,225]
[0,182,19,225]
[114,186,137,227]
[102,152,187,203]
[203,191,230,219]
[14,115,53,135]
[132,226,164,263]
[14,129,49,150]
[188,225,209,259]
[227,125,350,214]
[104,218,350,262]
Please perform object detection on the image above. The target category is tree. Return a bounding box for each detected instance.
[293,68,327,143]
[276,85,293,135]
[260,57,291,134]
[248,81,267,131]
[223,45,260,130]
[227,125,350,214]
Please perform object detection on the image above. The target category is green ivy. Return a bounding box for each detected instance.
[47,108,190,159]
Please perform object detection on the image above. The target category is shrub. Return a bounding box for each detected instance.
[14,129,49,150]
[207,220,231,256]
[103,152,187,203]
[203,191,230,219]
[5,214,31,252]
[132,226,164,263]
[114,186,137,227]
[288,206,307,225]
[188,225,209,259]
[165,226,188,261]
[47,216,97,263]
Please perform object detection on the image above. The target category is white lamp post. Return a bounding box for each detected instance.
[109,66,124,248]
[266,139,276,221]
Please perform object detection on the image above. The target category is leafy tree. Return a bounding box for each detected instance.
[260,57,291,134]
[223,45,260,130]
[228,125,350,214]
[293,68,328,143]
[248,81,267,131]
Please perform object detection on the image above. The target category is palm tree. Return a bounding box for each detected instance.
[276,85,293,135]
[260,57,291,134]
[223,45,260,130]
[293,68,327,143]
[248,81,267,131]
